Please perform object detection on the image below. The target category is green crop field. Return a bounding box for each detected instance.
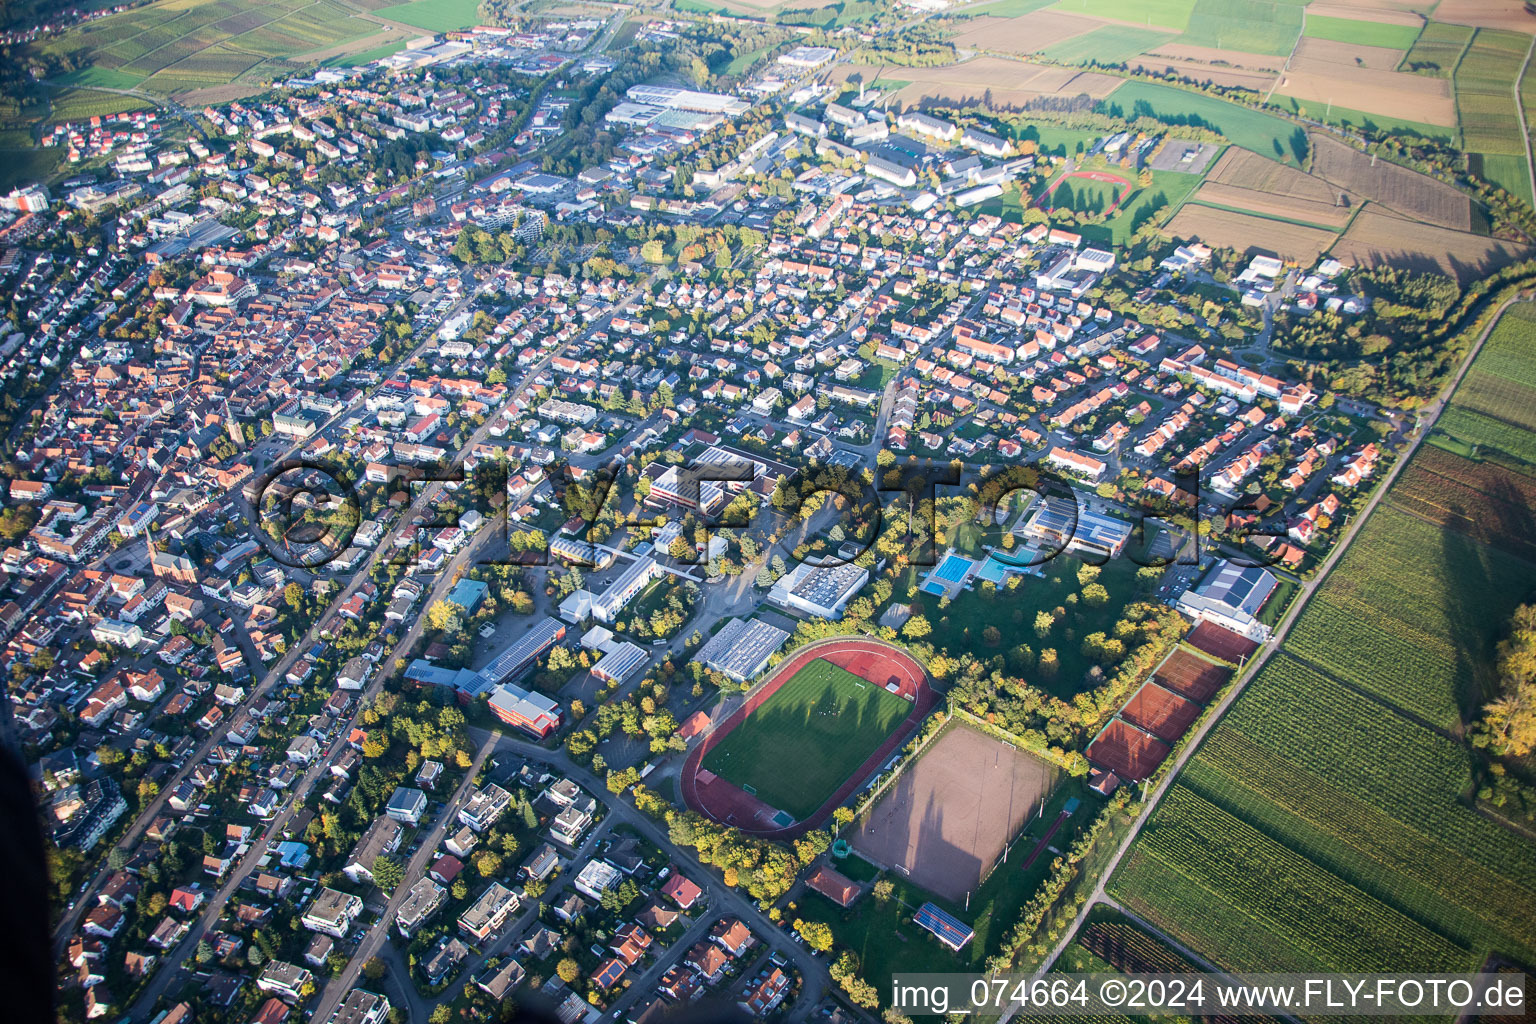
[1047,0,1195,31]
[700,658,912,820]
[1038,25,1176,64]
[1177,0,1306,56]
[1302,13,1420,52]
[1400,20,1472,75]
[375,0,484,31]
[1102,80,1306,165]
[1111,300,1536,977]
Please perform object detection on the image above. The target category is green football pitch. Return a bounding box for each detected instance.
[701,659,913,820]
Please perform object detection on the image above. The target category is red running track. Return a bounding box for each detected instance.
[680,636,936,840]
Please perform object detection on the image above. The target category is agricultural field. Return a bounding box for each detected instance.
[1045,0,1195,31]
[1163,202,1338,262]
[1284,504,1530,731]
[1399,19,1473,74]
[699,658,912,820]
[1191,180,1353,229]
[1132,53,1277,91]
[1452,28,1532,203]
[1269,42,1457,130]
[831,57,1121,110]
[1102,80,1306,165]
[1037,24,1176,63]
[1112,785,1480,973]
[29,0,389,97]
[1113,297,1536,977]
[1390,447,1536,562]
[1305,132,1472,230]
[1176,0,1305,56]
[1331,208,1528,283]
[47,87,155,124]
[952,9,1103,56]
[1433,406,1536,468]
[375,0,484,31]
[1302,12,1421,51]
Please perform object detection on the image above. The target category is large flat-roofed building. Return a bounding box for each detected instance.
[480,618,567,689]
[768,562,868,619]
[1177,560,1278,642]
[591,556,664,624]
[1017,496,1133,560]
[488,682,562,738]
[694,618,790,682]
[549,534,616,570]
[403,619,566,737]
[592,641,649,684]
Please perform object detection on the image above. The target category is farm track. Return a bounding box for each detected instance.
[1021,292,1536,995]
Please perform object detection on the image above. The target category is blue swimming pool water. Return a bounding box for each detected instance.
[932,553,972,583]
[921,580,948,596]
[977,557,1008,585]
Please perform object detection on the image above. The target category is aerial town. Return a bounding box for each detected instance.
[2,0,1535,1022]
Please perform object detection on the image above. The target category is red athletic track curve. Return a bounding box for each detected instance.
[679,637,936,840]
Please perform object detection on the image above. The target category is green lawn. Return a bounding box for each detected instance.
[376,0,484,32]
[1104,79,1307,165]
[1302,13,1421,51]
[701,658,913,820]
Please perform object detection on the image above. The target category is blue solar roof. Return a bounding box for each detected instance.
[914,902,974,949]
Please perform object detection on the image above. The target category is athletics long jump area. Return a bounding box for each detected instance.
[680,636,936,840]
[850,722,1055,902]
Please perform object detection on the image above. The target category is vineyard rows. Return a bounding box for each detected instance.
[1132,787,1476,973]
[1183,733,1536,960]
[1284,506,1525,729]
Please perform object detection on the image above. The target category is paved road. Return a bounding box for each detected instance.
[308,734,499,1022]
[1024,293,1535,993]
[476,731,833,1020]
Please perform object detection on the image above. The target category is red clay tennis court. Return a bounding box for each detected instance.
[1086,719,1171,781]
[1120,681,1202,743]
[1187,621,1259,664]
[1152,648,1233,703]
